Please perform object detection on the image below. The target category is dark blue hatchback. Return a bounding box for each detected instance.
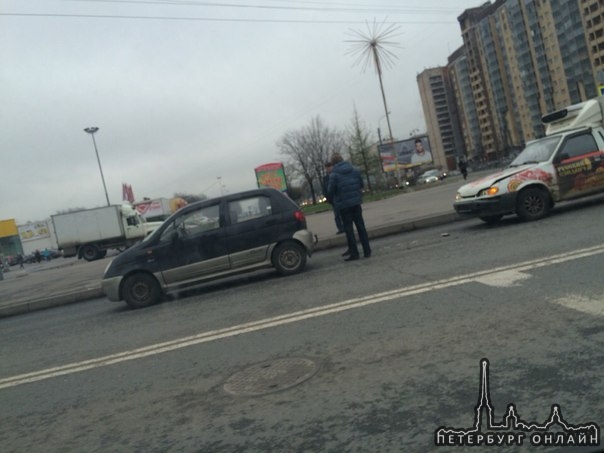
[102,188,315,309]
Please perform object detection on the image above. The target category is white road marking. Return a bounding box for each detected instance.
[475,270,531,288]
[2,244,604,390]
[553,294,604,317]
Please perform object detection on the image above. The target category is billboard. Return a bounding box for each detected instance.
[378,135,433,172]
[18,221,51,242]
[255,162,288,192]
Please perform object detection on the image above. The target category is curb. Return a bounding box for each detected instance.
[1,212,461,318]
[0,287,104,318]
[314,212,461,251]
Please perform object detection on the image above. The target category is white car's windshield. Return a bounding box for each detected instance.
[509,136,561,167]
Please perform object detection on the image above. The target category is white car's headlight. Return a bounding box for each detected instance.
[478,187,499,197]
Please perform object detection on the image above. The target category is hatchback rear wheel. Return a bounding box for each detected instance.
[272,242,306,275]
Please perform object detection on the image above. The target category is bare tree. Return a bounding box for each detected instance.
[281,164,306,202]
[278,116,345,204]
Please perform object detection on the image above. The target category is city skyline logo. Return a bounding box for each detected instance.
[434,359,600,447]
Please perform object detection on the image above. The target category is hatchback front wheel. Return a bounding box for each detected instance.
[122,272,162,309]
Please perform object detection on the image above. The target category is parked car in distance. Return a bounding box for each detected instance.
[23,253,36,264]
[42,249,62,260]
[5,255,20,266]
[102,188,315,309]
[20,249,62,263]
[417,169,447,184]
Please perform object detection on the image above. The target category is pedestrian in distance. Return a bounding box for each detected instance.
[322,161,344,234]
[327,152,371,261]
[459,158,468,180]
[17,253,24,269]
[34,249,41,263]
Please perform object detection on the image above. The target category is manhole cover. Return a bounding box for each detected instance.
[224,357,319,396]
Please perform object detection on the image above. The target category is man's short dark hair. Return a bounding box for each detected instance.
[331,152,343,164]
[415,139,422,145]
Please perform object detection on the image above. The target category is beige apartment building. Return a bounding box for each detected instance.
[457,4,500,160]
[416,67,462,170]
[581,0,604,86]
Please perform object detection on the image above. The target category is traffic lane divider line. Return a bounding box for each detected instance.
[2,243,604,390]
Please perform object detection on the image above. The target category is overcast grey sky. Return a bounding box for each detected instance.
[1,0,481,223]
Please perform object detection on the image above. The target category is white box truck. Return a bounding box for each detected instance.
[133,197,187,222]
[133,197,173,221]
[51,205,161,261]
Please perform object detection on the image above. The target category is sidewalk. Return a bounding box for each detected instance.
[0,178,465,318]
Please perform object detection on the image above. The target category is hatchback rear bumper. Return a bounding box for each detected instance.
[294,229,315,255]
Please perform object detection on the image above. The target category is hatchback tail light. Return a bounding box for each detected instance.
[294,210,306,222]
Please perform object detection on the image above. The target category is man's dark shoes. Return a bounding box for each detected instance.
[344,255,359,262]
[342,250,350,257]
[336,230,344,234]
[364,251,372,258]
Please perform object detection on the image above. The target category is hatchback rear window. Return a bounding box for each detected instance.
[228,196,272,224]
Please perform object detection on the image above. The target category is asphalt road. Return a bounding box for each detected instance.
[0,175,467,316]
[1,200,604,452]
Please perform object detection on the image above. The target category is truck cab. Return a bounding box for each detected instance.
[120,205,161,237]
[454,97,604,223]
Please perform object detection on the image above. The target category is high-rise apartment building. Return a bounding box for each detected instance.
[580,0,604,86]
[417,67,463,170]
[448,47,481,160]
[457,2,502,160]
[418,0,603,164]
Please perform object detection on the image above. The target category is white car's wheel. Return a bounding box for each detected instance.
[517,187,550,221]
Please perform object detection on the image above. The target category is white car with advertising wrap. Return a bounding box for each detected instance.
[454,97,604,224]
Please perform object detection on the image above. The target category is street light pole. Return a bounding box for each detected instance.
[84,127,111,206]
[378,110,400,183]
[378,111,391,142]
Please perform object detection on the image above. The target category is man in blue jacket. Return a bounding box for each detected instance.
[322,161,344,234]
[327,152,371,261]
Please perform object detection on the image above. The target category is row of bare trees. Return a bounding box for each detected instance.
[278,108,384,204]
